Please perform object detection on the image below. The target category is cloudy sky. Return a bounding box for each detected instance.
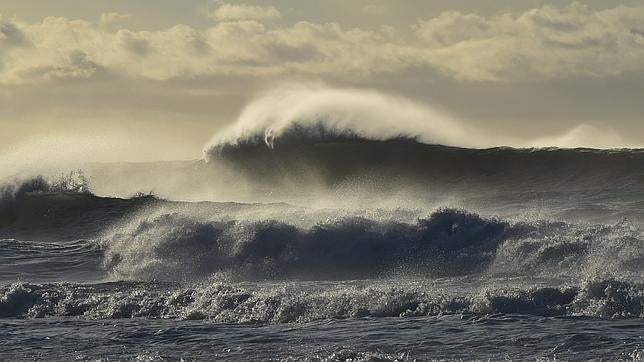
[2,0,644,162]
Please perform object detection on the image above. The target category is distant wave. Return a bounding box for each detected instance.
[201,84,644,195]
[0,176,50,213]
[204,83,481,153]
[203,83,641,153]
[204,134,644,193]
[1,279,642,321]
[0,178,159,241]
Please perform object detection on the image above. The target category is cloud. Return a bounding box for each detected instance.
[1,3,644,84]
[99,12,131,27]
[18,49,102,81]
[412,3,644,80]
[0,17,29,47]
[208,3,281,21]
[414,11,490,46]
[117,29,151,56]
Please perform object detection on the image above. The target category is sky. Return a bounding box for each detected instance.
[1,0,644,162]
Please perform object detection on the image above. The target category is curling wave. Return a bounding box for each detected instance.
[204,83,480,152]
[200,85,644,199]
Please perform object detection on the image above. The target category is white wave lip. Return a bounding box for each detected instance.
[203,83,643,157]
[204,83,485,155]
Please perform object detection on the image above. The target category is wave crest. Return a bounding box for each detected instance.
[204,83,480,156]
[100,207,643,282]
[101,209,509,281]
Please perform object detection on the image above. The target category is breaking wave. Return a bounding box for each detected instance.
[204,131,644,196]
[1,279,642,321]
[203,83,642,153]
[101,209,508,281]
[199,85,644,198]
[100,208,644,282]
[204,83,481,152]
[2,186,642,284]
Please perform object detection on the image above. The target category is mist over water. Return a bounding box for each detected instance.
[205,83,484,151]
[2,84,641,203]
[205,83,641,154]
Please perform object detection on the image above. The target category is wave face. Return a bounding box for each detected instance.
[203,84,640,152]
[101,209,509,281]
[98,206,644,283]
[0,184,159,242]
[1,189,642,284]
[202,84,644,199]
[1,279,642,321]
[200,86,644,201]
[204,132,644,202]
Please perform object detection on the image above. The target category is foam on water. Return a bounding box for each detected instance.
[0,278,642,321]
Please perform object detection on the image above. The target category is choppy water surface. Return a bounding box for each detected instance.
[1,315,642,361]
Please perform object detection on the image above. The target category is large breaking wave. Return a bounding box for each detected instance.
[200,85,644,198]
[204,83,481,151]
[203,83,641,152]
[205,135,644,196]
[101,209,508,281]
[1,184,642,283]
[99,208,644,282]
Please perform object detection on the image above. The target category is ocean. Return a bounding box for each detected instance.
[1,137,643,361]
